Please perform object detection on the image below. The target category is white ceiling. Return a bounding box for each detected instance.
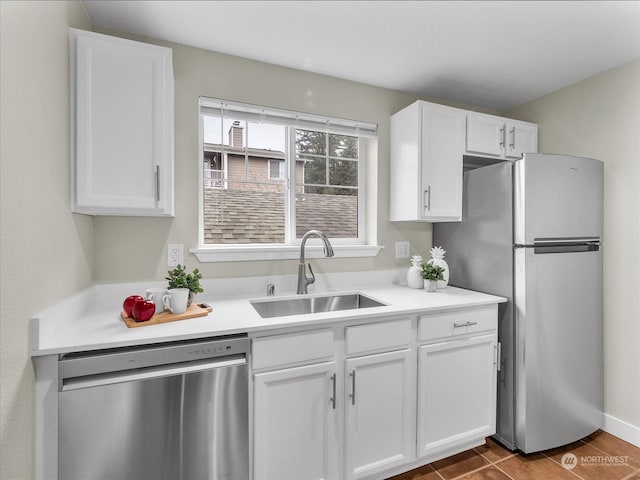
[82,0,640,111]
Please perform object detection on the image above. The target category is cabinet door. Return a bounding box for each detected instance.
[345,350,415,479]
[466,112,505,157]
[417,335,497,458]
[71,29,174,216]
[505,121,538,159]
[420,103,464,221]
[254,362,338,480]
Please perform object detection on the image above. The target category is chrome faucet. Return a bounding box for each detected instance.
[297,230,334,294]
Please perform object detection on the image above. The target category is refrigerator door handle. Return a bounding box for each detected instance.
[535,241,600,254]
[515,239,602,254]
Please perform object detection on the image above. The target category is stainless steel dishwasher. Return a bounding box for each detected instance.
[58,335,249,480]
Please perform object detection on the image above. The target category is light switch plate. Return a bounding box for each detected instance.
[395,241,410,259]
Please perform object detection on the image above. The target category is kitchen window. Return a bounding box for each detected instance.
[194,97,379,262]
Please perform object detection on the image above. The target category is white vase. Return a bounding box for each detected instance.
[407,266,424,289]
[428,246,450,289]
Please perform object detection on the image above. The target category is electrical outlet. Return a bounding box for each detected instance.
[395,241,410,259]
[167,244,184,267]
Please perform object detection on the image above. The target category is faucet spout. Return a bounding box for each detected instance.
[297,230,335,294]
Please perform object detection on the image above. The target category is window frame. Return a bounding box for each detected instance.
[193,97,381,262]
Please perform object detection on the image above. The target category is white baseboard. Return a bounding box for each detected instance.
[603,413,640,448]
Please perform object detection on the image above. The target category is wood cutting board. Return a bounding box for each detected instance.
[121,303,213,328]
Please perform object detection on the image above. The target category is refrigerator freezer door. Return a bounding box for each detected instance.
[514,154,604,245]
[514,247,603,453]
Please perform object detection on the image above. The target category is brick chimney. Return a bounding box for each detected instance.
[228,121,244,148]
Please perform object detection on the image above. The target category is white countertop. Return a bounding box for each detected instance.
[31,270,506,356]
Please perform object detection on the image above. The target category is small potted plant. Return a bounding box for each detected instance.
[422,263,445,292]
[166,264,204,306]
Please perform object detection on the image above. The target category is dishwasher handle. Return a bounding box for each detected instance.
[61,355,246,392]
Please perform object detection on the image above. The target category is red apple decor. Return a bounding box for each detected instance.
[132,300,156,322]
[123,295,145,318]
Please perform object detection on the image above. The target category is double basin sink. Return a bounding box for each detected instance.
[250,293,386,319]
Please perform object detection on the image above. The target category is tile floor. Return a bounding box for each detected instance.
[388,430,640,480]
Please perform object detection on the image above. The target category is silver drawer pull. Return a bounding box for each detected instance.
[453,321,478,328]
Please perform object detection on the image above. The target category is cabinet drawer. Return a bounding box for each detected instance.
[252,329,334,370]
[418,306,497,342]
[346,318,411,356]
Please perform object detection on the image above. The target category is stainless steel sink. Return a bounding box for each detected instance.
[250,293,387,319]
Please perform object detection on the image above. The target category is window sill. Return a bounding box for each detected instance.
[190,244,384,263]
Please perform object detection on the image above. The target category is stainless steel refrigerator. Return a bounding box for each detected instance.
[434,153,604,454]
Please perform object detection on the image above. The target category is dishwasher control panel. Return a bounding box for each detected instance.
[58,334,249,385]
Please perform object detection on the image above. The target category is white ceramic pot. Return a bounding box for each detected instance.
[424,280,438,292]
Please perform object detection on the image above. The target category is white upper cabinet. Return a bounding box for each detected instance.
[506,119,538,159]
[391,101,537,223]
[466,112,538,160]
[70,29,174,216]
[390,101,465,222]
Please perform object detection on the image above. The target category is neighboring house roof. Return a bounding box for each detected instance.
[203,143,286,160]
[203,189,357,244]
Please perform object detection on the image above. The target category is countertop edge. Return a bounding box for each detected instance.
[31,285,506,357]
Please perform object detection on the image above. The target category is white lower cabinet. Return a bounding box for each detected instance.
[344,349,415,480]
[417,334,497,458]
[252,309,498,480]
[253,361,338,480]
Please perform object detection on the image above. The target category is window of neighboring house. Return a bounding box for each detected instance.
[268,159,285,180]
[197,98,378,259]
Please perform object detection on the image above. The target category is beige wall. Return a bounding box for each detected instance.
[0,2,93,479]
[90,31,465,283]
[505,60,640,429]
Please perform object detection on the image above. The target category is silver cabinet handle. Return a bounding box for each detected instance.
[349,370,356,405]
[509,127,516,149]
[499,126,506,147]
[424,186,431,211]
[330,373,336,410]
[495,343,502,371]
[453,321,478,328]
[155,165,161,202]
